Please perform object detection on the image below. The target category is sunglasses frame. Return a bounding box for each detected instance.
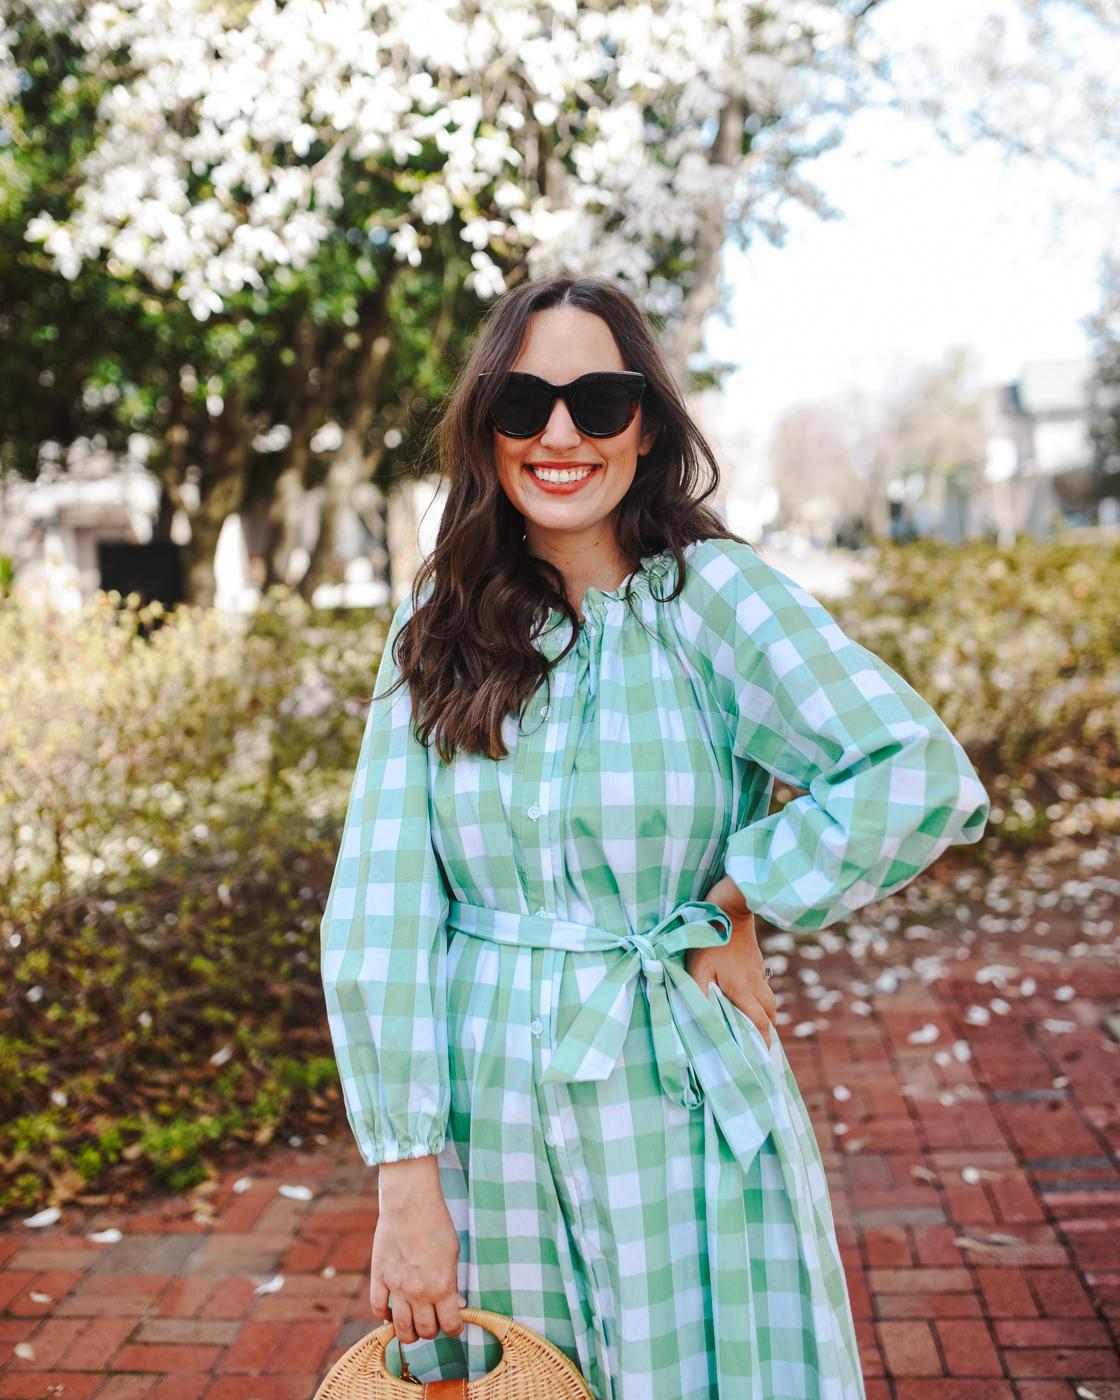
[480,370,646,440]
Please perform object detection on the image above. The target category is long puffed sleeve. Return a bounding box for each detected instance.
[320,601,449,1164]
[677,540,988,930]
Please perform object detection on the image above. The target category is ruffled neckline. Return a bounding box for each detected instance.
[535,551,674,656]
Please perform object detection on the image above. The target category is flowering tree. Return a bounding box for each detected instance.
[4,0,887,600]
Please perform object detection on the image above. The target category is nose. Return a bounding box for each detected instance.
[538,397,582,449]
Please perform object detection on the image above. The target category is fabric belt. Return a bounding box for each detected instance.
[445,901,781,1171]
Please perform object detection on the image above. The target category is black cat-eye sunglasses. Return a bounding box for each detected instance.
[479,371,645,440]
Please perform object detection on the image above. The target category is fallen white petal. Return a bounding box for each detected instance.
[833,1123,849,1135]
[961,1166,982,1185]
[14,1342,35,1361]
[965,1005,991,1026]
[278,1183,313,1201]
[231,1176,253,1194]
[1043,1019,1076,1035]
[210,1044,234,1066]
[990,998,1011,1015]
[792,1021,817,1038]
[907,1023,940,1045]
[29,1292,53,1304]
[954,1236,998,1254]
[1076,1387,1100,1399]
[253,1274,285,1296]
[320,1265,337,1279]
[850,1000,872,1016]
[89,1228,122,1244]
[1054,985,1075,1002]
[23,1207,61,1228]
[952,1039,972,1062]
[832,1085,852,1102]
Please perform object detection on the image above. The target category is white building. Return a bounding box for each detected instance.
[982,357,1113,539]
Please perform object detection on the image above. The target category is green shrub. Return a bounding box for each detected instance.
[840,538,1120,760]
[0,591,387,1210]
[0,590,387,916]
[838,537,1120,841]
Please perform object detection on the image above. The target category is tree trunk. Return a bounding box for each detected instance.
[299,301,397,601]
[180,405,253,607]
[299,437,388,600]
[266,448,313,587]
[664,97,743,384]
[263,324,347,588]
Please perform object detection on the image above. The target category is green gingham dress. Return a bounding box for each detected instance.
[322,538,987,1400]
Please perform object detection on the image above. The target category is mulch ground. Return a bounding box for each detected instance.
[2,841,1119,1399]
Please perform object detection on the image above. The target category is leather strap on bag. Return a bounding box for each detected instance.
[421,1382,467,1399]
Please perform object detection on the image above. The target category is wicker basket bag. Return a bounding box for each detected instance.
[313,1308,596,1400]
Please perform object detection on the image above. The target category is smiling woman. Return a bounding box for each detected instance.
[492,310,659,604]
[393,278,729,762]
[321,277,988,1400]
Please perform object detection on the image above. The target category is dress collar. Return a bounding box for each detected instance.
[535,551,674,655]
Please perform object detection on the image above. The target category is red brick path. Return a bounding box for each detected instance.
[2,869,1119,1398]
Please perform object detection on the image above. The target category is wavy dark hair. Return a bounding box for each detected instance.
[394,276,734,761]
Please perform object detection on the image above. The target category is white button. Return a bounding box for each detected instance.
[535,908,547,918]
[530,1019,543,1037]
[540,705,551,719]
[527,804,541,821]
[544,1131,558,1148]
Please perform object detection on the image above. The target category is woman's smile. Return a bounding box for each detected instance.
[524,461,601,491]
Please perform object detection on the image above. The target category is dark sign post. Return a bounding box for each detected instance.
[97,542,185,609]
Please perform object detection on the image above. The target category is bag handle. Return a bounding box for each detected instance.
[383,1309,508,1393]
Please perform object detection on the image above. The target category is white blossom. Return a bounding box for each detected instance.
[23,0,876,322]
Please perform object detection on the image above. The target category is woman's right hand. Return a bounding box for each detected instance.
[370,1156,465,1344]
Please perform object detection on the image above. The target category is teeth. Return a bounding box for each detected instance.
[532,466,594,484]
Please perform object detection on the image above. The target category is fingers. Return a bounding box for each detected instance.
[369,1279,390,1321]
[369,1247,390,1322]
[435,1293,465,1337]
[731,990,772,1047]
[745,993,775,1046]
[409,1302,439,1341]
[391,1298,417,1345]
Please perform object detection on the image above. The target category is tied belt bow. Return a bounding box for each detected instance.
[445,901,782,1173]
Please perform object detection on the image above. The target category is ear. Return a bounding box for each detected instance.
[638,420,660,457]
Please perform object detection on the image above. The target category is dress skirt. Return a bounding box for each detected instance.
[398,911,865,1400]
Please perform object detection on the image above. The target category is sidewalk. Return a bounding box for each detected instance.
[2,847,1119,1399]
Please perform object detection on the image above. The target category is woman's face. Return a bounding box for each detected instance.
[494,306,658,548]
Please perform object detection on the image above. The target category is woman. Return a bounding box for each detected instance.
[322,277,987,1400]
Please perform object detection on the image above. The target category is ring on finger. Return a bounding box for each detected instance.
[763,965,773,980]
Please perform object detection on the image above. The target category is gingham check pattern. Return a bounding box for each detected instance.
[322,538,988,1400]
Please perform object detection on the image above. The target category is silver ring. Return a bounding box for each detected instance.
[764,965,773,980]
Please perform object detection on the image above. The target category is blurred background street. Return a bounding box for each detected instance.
[3,0,1120,1395]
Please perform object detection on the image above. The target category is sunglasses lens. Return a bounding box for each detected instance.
[571,381,637,437]
[491,381,551,437]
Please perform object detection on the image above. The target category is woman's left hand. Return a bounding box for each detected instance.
[686,874,777,1046]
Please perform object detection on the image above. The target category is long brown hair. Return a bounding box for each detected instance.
[394,276,733,761]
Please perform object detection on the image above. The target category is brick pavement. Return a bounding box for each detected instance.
[2,854,1119,1398]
